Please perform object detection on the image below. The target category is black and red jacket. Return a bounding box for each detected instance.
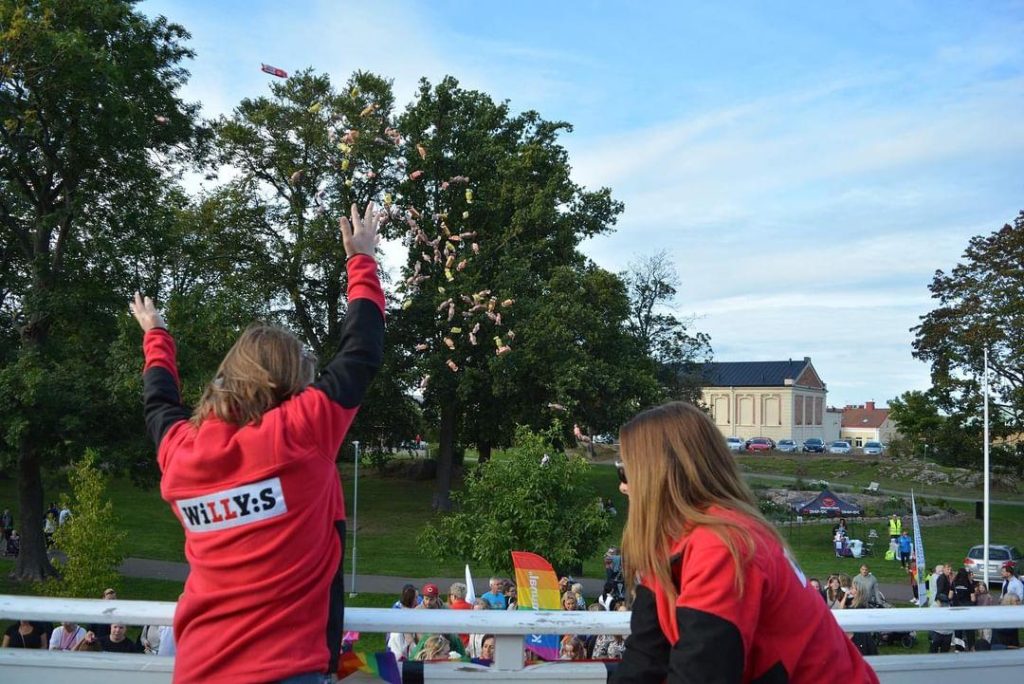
[142,253,384,683]
[611,506,879,684]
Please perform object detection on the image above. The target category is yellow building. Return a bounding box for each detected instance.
[701,358,830,442]
[840,402,898,446]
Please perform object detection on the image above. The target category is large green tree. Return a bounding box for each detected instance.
[392,77,634,510]
[912,211,1024,468]
[0,0,204,579]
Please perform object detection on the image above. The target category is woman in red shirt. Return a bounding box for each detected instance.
[611,402,879,683]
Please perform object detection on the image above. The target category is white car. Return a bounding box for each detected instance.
[828,440,852,454]
[862,441,885,455]
[725,437,745,452]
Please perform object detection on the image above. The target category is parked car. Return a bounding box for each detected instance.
[593,434,615,445]
[964,544,1024,585]
[802,438,826,453]
[828,440,852,454]
[776,439,799,453]
[725,436,745,452]
[862,441,885,455]
[745,437,773,453]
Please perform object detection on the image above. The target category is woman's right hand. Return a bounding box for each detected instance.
[130,292,166,332]
[340,202,380,258]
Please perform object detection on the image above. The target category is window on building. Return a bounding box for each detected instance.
[794,396,803,425]
[714,396,730,425]
[804,396,814,427]
[738,396,754,425]
[855,437,863,447]
[814,397,823,425]
[764,395,780,426]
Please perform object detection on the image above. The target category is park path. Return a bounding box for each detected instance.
[118,557,915,603]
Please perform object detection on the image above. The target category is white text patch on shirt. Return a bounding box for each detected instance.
[175,477,287,533]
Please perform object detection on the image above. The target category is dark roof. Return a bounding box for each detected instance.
[701,360,809,387]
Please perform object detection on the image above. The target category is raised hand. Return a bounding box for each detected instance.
[339,201,380,258]
[129,292,166,332]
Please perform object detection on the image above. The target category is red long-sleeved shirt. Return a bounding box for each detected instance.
[142,254,385,683]
[613,506,879,684]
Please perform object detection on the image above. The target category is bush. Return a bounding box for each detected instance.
[38,450,127,598]
[419,426,611,576]
[793,477,807,491]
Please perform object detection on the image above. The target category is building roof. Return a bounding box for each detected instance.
[841,402,889,429]
[702,359,815,388]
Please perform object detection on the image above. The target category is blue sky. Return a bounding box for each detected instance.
[142,0,1024,408]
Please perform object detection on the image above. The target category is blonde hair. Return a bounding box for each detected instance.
[619,402,787,604]
[191,324,315,427]
[416,634,450,660]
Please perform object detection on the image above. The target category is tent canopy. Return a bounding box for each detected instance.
[794,489,863,516]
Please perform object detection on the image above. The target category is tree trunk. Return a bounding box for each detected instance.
[433,399,457,512]
[477,441,492,464]
[14,438,56,581]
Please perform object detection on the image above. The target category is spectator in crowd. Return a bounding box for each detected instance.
[840,585,878,655]
[559,637,587,660]
[934,564,952,606]
[467,599,491,658]
[593,604,628,659]
[393,584,418,609]
[4,529,19,557]
[131,204,384,682]
[1000,562,1024,602]
[43,511,56,548]
[2,620,49,649]
[387,586,423,660]
[79,623,143,653]
[481,576,507,610]
[88,588,118,641]
[808,577,823,599]
[888,514,902,541]
[448,582,472,611]
[897,531,912,569]
[598,581,618,611]
[561,591,580,611]
[907,558,919,604]
[852,565,880,606]
[975,581,995,643]
[831,518,848,540]
[825,575,845,611]
[1,508,13,542]
[571,582,586,609]
[992,594,1021,649]
[951,568,976,650]
[478,634,496,662]
[49,622,86,651]
[73,636,102,652]
[412,634,454,661]
[504,583,518,610]
[58,504,71,527]
[410,584,465,660]
[610,402,878,684]
[419,583,443,610]
[139,623,164,655]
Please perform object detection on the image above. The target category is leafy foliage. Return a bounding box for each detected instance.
[38,450,127,598]
[419,427,611,575]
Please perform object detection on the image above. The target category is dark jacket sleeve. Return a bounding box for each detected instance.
[609,584,670,683]
[142,328,190,447]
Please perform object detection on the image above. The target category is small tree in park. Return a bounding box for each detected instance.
[39,450,127,598]
[420,426,611,576]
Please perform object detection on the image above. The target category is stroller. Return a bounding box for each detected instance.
[603,547,625,600]
[872,589,917,649]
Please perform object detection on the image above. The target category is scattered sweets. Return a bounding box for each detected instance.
[260,63,288,78]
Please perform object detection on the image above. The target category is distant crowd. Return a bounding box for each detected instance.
[1,501,72,557]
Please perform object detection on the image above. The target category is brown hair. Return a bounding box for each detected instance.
[191,324,316,427]
[619,402,787,604]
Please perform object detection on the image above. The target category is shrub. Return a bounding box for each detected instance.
[38,450,127,598]
[419,426,611,576]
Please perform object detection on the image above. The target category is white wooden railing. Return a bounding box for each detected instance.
[1,595,1023,682]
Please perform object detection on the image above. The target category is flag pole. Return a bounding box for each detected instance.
[983,349,990,586]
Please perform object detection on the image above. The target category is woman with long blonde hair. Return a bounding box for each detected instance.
[610,402,878,683]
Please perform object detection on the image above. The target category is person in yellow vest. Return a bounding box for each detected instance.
[888,514,902,541]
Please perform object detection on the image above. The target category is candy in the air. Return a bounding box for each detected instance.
[502,299,515,308]
[465,189,474,203]
[341,159,350,171]
[444,337,455,350]
[402,299,413,310]
[410,170,424,181]
[384,193,393,206]
[350,86,360,98]
[415,343,429,351]
[507,330,515,340]
[440,181,450,190]
[154,115,170,125]
[437,298,453,312]
[419,374,429,389]
[366,170,377,179]
[449,175,470,184]
[408,206,422,219]
[447,302,455,320]
[337,142,351,153]
[308,102,322,114]
[447,359,459,372]
[496,345,511,356]
[289,170,304,185]
[494,336,504,348]
[360,102,377,117]
[445,255,455,269]
[417,143,427,160]
[344,179,353,187]
[341,129,359,145]
[469,332,477,346]
[261,63,288,78]
[547,403,567,412]
[495,313,502,326]
[457,259,467,271]
[450,327,462,334]
[445,268,454,282]
[437,286,446,294]
[472,242,480,255]
[471,322,480,334]
[462,211,470,219]
[421,252,432,264]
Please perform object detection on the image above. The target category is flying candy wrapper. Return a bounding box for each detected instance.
[495,313,502,326]
[360,102,377,117]
[344,179,353,187]
[445,268,454,282]
[409,170,424,181]
[289,170,304,185]
[308,102,322,114]
[444,337,455,350]
[402,299,413,310]
[417,144,427,160]
[447,302,455,320]
[415,343,429,351]
[496,345,511,356]
[366,170,377,179]
[547,403,567,412]
[154,115,170,125]
[457,259,467,271]
[341,159,350,172]
[341,129,359,145]
[472,242,480,255]
[449,175,470,184]
[462,211,470,219]
[261,63,288,79]
[437,298,453,312]
[384,193,393,206]
[469,332,477,346]
[465,189,473,203]
[450,327,462,334]
[419,374,430,389]
[447,359,459,373]
[471,322,480,334]
[440,181,450,191]
[494,336,504,348]
[507,330,515,340]
[445,255,455,269]
[350,87,360,98]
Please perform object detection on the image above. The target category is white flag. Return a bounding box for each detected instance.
[465,563,476,603]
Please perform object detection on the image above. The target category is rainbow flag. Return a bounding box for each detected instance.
[337,650,401,684]
[512,551,562,661]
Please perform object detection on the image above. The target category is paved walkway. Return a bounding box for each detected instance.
[119,557,915,603]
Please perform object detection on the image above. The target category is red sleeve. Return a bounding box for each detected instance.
[143,328,180,387]
[141,328,190,447]
[346,253,385,316]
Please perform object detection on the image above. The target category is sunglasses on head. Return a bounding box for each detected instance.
[614,460,627,485]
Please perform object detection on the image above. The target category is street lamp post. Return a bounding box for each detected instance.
[350,440,360,597]
[983,349,990,586]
